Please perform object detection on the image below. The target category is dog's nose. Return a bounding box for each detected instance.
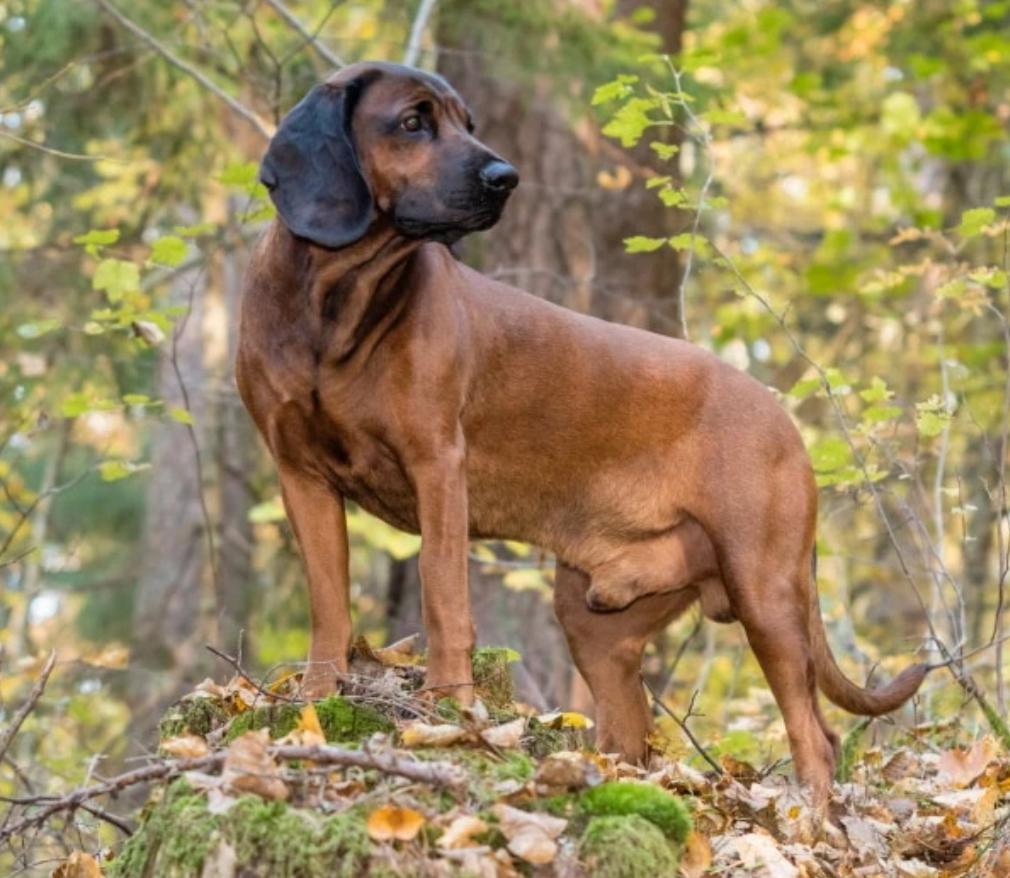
[480,160,519,193]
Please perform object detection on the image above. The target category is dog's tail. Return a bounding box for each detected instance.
[808,548,928,715]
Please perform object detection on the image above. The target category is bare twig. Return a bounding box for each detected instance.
[641,674,723,775]
[262,0,345,69]
[91,0,272,141]
[204,643,300,704]
[0,742,463,843]
[0,651,56,765]
[79,803,134,836]
[403,0,439,67]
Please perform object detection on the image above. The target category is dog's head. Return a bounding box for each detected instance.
[260,61,518,249]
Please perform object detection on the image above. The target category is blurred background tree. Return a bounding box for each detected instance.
[2,1,1009,862]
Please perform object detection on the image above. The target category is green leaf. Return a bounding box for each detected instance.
[150,236,188,267]
[994,196,1010,208]
[859,376,892,403]
[93,258,140,303]
[61,393,91,418]
[170,407,194,426]
[17,319,61,339]
[788,376,821,399]
[809,437,852,472]
[861,405,902,424]
[123,394,151,406]
[591,75,639,106]
[649,141,680,160]
[667,233,711,256]
[958,207,995,237]
[624,235,666,253]
[99,460,150,482]
[916,395,952,438]
[217,161,259,188]
[936,278,966,299]
[646,175,672,189]
[702,109,748,126]
[174,222,217,237]
[73,228,119,256]
[658,187,687,208]
[602,96,659,147]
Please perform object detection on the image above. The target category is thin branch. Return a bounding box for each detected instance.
[204,643,300,704]
[0,129,125,164]
[0,652,57,764]
[403,0,439,67]
[641,674,723,776]
[0,743,463,842]
[262,0,345,70]
[91,0,272,141]
[79,803,134,836]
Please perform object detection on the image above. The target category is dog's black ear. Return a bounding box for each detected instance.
[260,83,373,249]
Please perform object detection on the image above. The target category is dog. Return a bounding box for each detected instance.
[237,61,927,801]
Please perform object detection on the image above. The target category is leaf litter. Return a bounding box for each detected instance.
[44,641,1010,877]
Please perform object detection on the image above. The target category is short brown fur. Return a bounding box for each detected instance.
[238,62,927,802]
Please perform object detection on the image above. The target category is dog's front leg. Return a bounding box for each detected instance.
[279,467,352,699]
[414,449,476,705]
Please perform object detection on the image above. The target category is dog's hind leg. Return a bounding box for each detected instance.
[554,563,697,762]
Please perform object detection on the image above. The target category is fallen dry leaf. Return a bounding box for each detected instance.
[732,832,799,878]
[276,703,327,748]
[480,718,525,749]
[679,830,713,878]
[438,815,489,849]
[536,711,594,730]
[367,805,426,842]
[400,722,467,748]
[932,784,999,826]
[161,733,209,758]
[533,750,602,793]
[221,730,288,800]
[492,803,567,865]
[373,634,421,665]
[882,749,918,783]
[52,852,104,878]
[937,737,1000,788]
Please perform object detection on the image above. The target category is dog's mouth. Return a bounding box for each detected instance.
[393,203,507,241]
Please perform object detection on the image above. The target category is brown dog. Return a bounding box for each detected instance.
[237,61,927,800]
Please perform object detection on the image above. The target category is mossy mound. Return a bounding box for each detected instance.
[579,814,681,878]
[109,782,372,878]
[470,647,518,707]
[225,696,392,743]
[578,782,692,844]
[160,698,229,739]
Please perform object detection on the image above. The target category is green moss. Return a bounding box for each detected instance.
[578,782,692,845]
[108,781,371,878]
[837,717,871,783]
[524,717,589,757]
[225,696,392,743]
[224,797,370,878]
[579,815,681,878]
[108,782,223,878]
[471,647,518,708]
[159,698,228,739]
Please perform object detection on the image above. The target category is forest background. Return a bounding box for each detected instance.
[1,0,1009,870]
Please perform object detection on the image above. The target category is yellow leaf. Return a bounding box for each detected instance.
[536,711,594,730]
[366,805,426,842]
[400,722,467,748]
[277,702,327,748]
[161,734,210,758]
[679,831,713,878]
[597,165,632,190]
[52,852,104,878]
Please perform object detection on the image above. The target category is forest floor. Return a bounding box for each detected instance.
[7,641,1010,878]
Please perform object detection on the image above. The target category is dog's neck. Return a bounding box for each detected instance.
[272,219,427,364]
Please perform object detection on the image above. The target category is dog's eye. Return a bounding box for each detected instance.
[401,115,423,133]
